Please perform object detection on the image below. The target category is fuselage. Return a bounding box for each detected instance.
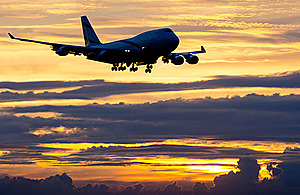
[88,28,180,64]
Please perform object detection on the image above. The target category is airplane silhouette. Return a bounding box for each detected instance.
[8,16,206,73]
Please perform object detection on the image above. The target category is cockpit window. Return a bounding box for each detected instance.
[165,29,172,32]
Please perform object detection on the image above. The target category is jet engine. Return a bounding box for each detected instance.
[171,55,184,65]
[55,46,69,56]
[186,55,199,64]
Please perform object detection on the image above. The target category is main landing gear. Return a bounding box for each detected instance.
[111,63,126,71]
[129,64,138,72]
[111,63,153,73]
[145,64,153,73]
[111,63,137,72]
[111,63,118,71]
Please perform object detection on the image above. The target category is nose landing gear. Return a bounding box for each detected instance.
[111,63,126,71]
[118,63,126,71]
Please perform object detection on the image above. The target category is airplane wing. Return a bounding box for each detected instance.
[8,33,94,56]
[169,46,206,56]
[162,46,206,65]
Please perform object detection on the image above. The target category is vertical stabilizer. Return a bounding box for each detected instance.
[81,15,102,47]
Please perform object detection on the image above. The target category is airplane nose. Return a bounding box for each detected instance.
[170,34,179,50]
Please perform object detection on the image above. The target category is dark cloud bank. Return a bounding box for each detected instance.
[8,93,300,144]
[1,93,299,168]
[2,71,300,101]
[0,158,299,195]
[1,71,300,194]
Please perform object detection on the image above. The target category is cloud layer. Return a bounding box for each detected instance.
[1,158,299,195]
[1,71,300,102]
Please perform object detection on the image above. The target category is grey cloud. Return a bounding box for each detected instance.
[2,71,300,102]
[9,93,300,143]
[74,144,270,161]
[77,162,150,167]
[1,86,300,170]
[0,142,276,167]
[0,80,105,90]
[1,94,299,166]
[0,173,75,195]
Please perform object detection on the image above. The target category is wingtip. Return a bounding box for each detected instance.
[8,33,15,39]
[201,46,206,53]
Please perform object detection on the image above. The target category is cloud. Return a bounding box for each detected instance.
[6,93,300,145]
[210,158,300,195]
[0,158,299,194]
[194,182,209,195]
[0,93,298,170]
[0,173,75,195]
[1,70,300,102]
[75,144,269,162]
[0,80,105,91]
[211,157,260,194]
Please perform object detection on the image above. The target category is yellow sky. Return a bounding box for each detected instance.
[0,0,299,82]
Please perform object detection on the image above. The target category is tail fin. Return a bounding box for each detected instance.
[81,15,102,47]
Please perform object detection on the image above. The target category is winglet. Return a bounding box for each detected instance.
[188,46,206,54]
[201,46,206,53]
[8,33,15,39]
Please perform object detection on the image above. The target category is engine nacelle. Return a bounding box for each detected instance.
[186,55,199,64]
[55,46,69,56]
[172,55,184,65]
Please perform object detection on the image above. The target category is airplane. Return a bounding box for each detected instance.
[8,15,206,73]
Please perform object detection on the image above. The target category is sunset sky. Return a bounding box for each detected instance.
[0,0,300,194]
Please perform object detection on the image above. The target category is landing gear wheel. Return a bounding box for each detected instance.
[118,66,126,71]
[111,63,119,71]
[145,64,153,73]
[130,64,138,72]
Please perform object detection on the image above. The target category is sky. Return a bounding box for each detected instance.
[0,0,300,194]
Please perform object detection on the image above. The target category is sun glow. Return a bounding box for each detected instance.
[186,165,235,173]
[30,138,291,182]
[38,138,300,158]
[15,112,63,119]
[29,126,82,136]
[0,150,10,156]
